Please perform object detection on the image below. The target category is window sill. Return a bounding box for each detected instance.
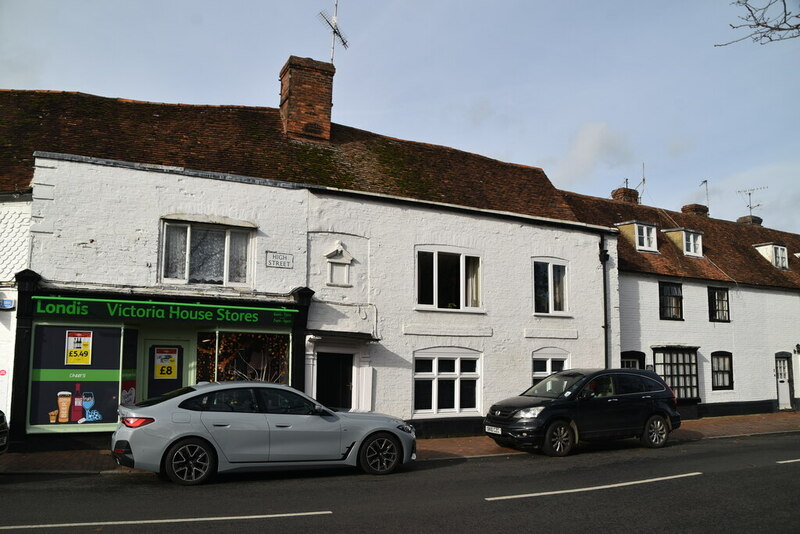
[636,248,660,254]
[411,410,482,418]
[414,306,486,315]
[659,317,684,321]
[533,312,573,319]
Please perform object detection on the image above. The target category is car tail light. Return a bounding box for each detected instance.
[121,417,155,428]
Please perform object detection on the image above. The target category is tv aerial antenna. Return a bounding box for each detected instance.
[319,0,349,63]
[737,186,768,217]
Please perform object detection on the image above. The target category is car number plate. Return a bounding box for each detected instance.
[485,425,502,435]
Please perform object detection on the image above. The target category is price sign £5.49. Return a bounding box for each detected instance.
[65,331,93,365]
[154,347,178,379]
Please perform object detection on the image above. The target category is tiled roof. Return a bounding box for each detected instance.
[561,191,800,290]
[0,90,578,223]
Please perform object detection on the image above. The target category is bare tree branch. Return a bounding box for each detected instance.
[717,0,800,46]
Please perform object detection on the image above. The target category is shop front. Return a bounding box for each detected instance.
[9,276,312,446]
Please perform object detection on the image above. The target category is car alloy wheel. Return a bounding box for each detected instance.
[360,432,400,475]
[165,438,217,485]
[641,415,668,448]
[543,420,574,457]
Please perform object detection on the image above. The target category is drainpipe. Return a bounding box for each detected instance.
[599,236,611,369]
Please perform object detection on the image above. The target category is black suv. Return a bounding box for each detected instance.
[484,368,681,456]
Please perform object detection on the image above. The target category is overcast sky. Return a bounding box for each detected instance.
[2,0,798,232]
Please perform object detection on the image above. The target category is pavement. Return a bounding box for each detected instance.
[1,411,799,475]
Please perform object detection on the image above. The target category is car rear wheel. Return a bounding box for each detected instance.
[641,414,669,448]
[359,432,401,475]
[542,420,574,457]
[164,438,217,485]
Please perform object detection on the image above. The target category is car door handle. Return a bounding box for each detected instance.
[606,398,618,402]
[275,424,291,428]
[213,424,230,428]
[642,396,652,399]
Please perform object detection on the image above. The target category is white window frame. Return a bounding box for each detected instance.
[412,348,481,415]
[325,241,354,287]
[684,231,703,257]
[774,245,788,270]
[532,258,569,315]
[415,246,482,312]
[161,221,252,287]
[636,223,657,252]
[531,347,569,385]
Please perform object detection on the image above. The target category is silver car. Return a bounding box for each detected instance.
[111,381,416,485]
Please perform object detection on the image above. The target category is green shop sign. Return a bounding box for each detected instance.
[33,296,298,327]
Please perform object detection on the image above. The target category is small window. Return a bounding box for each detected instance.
[774,246,788,270]
[659,282,683,320]
[636,224,657,252]
[416,249,481,310]
[684,232,703,257]
[413,351,480,414]
[325,241,354,287]
[531,348,568,385]
[163,222,251,286]
[711,351,734,390]
[533,259,568,314]
[708,287,730,322]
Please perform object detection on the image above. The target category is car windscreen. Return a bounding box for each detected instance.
[135,386,197,407]
[521,372,587,398]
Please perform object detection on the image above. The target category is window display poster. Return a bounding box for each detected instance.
[65,330,92,365]
[147,345,183,398]
[30,325,121,427]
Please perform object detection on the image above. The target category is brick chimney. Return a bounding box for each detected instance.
[611,187,639,204]
[681,204,709,217]
[279,56,335,142]
[737,215,763,226]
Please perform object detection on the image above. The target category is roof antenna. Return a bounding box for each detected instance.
[699,179,710,213]
[631,162,645,204]
[737,186,768,217]
[319,0,349,63]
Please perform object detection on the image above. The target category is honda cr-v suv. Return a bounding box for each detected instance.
[484,368,681,456]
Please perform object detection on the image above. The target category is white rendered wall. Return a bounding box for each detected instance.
[0,200,30,420]
[619,273,800,405]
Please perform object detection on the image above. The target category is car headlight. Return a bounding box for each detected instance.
[396,423,415,434]
[515,407,544,419]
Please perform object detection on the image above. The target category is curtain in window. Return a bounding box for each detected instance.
[552,264,566,311]
[228,231,249,283]
[189,228,226,284]
[164,225,188,279]
[465,256,481,308]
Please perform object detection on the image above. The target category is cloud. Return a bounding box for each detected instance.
[552,122,634,187]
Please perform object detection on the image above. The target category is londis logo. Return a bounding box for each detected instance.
[35,300,89,316]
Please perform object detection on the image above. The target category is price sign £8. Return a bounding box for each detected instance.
[154,348,178,380]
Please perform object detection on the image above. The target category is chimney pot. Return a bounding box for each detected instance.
[279,56,335,142]
[681,204,709,217]
[611,187,639,204]
[736,215,763,226]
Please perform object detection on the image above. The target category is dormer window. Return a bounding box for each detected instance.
[324,241,354,286]
[684,231,703,257]
[754,243,789,270]
[636,223,657,252]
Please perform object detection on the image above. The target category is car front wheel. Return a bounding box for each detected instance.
[359,432,401,475]
[164,438,217,485]
[542,420,574,457]
[641,414,669,448]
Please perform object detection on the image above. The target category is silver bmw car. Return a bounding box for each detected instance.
[111,381,416,485]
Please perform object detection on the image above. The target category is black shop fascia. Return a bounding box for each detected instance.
[9,272,313,445]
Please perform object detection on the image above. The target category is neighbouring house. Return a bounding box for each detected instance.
[562,188,800,417]
[0,56,619,447]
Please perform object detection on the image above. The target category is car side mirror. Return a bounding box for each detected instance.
[313,404,328,415]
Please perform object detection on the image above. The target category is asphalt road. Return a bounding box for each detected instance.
[1,433,798,533]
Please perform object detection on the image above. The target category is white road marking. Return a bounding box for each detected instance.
[485,472,703,501]
[0,511,333,530]
[777,459,800,464]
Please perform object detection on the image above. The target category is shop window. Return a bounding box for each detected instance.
[653,348,699,399]
[533,258,568,314]
[413,348,480,414]
[659,282,683,320]
[196,332,290,383]
[532,348,568,385]
[708,287,730,322]
[416,248,481,310]
[711,351,734,390]
[163,221,251,286]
